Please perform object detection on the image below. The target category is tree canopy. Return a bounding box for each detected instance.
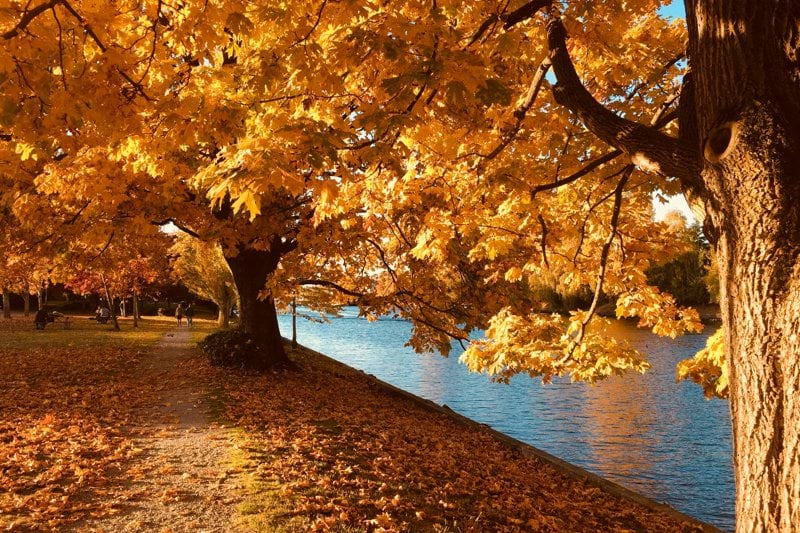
[1,0,700,374]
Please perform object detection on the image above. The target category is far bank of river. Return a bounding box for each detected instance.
[277,310,734,531]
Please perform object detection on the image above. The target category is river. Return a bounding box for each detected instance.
[276,309,734,531]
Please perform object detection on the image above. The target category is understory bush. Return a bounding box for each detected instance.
[199,329,269,370]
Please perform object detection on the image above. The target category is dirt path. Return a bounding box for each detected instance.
[77,327,242,532]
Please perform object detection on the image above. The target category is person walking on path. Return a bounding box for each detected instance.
[184,302,194,326]
[175,302,185,327]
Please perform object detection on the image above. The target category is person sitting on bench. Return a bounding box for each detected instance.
[34,307,49,330]
[96,305,111,324]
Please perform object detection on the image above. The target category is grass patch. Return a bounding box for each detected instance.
[219,430,311,532]
[0,315,223,353]
[0,315,171,350]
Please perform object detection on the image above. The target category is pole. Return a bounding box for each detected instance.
[291,297,297,348]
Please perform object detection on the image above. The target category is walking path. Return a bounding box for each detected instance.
[76,328,241,532]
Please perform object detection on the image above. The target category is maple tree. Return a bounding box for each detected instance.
[0,219,51,318]
[2,0,798,528]
[170,234,238,327]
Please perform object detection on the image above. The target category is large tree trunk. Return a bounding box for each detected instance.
[225,246,288,367]
[22,292,30,316]
[2,289,10,319]
[709,113,800,532]
[683,2,800,529]
[547,0,799,527]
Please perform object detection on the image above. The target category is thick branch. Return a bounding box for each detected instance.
[502,0,551,30]
[546,17,700,182]
[151,218,201,239]
[298,279,364,298]
[529,107,679,198]
[2,0,60,39]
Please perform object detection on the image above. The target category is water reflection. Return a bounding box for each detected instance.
[278,311,735,531]
[583,366,662,494]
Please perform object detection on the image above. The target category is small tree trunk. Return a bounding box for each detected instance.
[2,289,10,319]
[225,246,288,367]
[132,290,139,328]
[100,274,120,331]
[217,288,231,328]
[22,293,30,317]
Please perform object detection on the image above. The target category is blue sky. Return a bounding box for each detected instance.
[652,2,692,222]
[658,2,685,20]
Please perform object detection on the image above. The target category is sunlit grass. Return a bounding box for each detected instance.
[0,314,218,351]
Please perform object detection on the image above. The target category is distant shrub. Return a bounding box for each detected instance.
[647,251,711,306]
[58,300,92,313]
[134,301,160,316]
[199,329,268,370]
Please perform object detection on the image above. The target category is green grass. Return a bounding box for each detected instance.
[0,315,220,351]
[215,428,309,533]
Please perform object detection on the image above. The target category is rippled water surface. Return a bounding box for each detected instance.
[277,310,734,530]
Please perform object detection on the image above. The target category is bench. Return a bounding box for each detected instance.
[49,313,72,329]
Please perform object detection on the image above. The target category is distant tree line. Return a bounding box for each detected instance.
[646,222,718,307]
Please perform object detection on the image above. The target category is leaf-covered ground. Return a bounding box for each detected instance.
[0,315,711,532]
[0,316,178,530]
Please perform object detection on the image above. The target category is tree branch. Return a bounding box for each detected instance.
[298,279,364,298]
[57,0,152,100]
[291,0,328,47]
[151,218,201,239]
[90,229,115,263]
[529,105,679,198]
[625,51,685,102]
[531,149,621,198]
[481,56,551,162]
[546,16,700,182]
[2,0,60,39]
[501,0,550,30]
[561,167,631,363]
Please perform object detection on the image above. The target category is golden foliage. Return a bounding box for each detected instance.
[677,328,728,399]
[0,0,708,387]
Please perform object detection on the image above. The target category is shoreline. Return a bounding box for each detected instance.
[283,340,723,532]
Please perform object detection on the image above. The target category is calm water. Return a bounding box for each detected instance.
[277,309,734,531]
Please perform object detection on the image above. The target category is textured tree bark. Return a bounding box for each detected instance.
[707,106,800,532]
[683,2,800,529]
[216,285,232,328]
[22,292,29,317]
[225,246,288,367]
